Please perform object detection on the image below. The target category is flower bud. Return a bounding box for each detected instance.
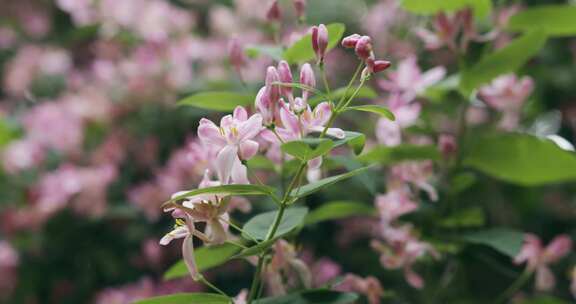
[277,60,293,98]
[255,87,275,126]
[438,134,457,159]
[312,24,328,63]
[265,66,281,103]
[293,0,306,20]
[228,38,245,70]
[292,97,307,113]
[372,60,391,73]
[341,34,361,48]
[434,12,456,39]
[354,36,372,60]
[299,63,315,101]
[266,0,282,22]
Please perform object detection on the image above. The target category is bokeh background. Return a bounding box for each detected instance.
[0,0,575,303]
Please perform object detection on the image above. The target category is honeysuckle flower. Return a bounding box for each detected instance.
[299,63,315,102]
[336,274,384,304]
[277,60,294,100]
[354,36,373,60]
[279,101,345,140]
[390,161,437,202]
[479,74,534,130]
[198,106,263,184]
[378,56,446,103]
[514,234,572,291]
[265,66,281,104]
[311,24,328,63]
[255,86,278,127]
[265,240,312,296]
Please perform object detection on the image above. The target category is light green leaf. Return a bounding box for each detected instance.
[332,131,366,155]
[463,133,576,185]
[178,92,254,111]
[460,31,547,93]
[245,44,284,60]
[134,293,231,304]
[283,23,346,64]
[345,105,395,121]
[291,167,370,198]
[400,0,492,17]
[281,139,334,161]
[243,207,309,241]
[508,5,576,37]
[168,184,275,204]
[461,228,524,258]
[305,201,376,225]
[163,243,240,280]
[309,86,377,106]
[359,145,441,164]
[254,290,358,304]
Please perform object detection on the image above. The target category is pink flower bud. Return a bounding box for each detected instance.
[435,12,456,39]
[265,66,281,103]
[312,24,328,62]
[255,87,275,126]
[371,60,391,73]
[299,63,315,101]
[342,34,361,48]
[266,0,282,22]
[277,60,293,98]
[438,134,457,159]
[293,0,306,20]
[228,38,246,69]
[354,36,372,60]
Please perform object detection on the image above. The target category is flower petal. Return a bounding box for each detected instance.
[237,114,263,142]
[216,145,238,184]
[198,118,226,147]
[239,140,259,160]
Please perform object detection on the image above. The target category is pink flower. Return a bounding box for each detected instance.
[336,274,384,304]
[198,106,263,184]
[514,234,572,291]
[378,56,446,103]
[2,139,45,173]
[311,24,328,63]
[391,161,437,202]
[264,240,312,296]
[376,188,418,225]
[266,0,281,22]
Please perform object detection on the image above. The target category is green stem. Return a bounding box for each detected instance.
[495,268,532,304]
[336,62,364,109]
[198,275,228,297]
[319,63,332,100]
[339,77,367,111]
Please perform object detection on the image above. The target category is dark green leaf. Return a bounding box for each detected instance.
[291,167,370,198]
[438,207,485,228]
[283,23,346,64]
[331,156,377,194]
[178,92,254,111]
[305,201,375,225]
[460,31,547,93]
[134,293,231,304]
[164,243,240,280]
[281,139,334,161]
[463,133,576,185]
[309,86,377,106]
[400,0,492,17]
[243,207,309,241]
[345,105,395,121]
[359,145,441,164]
[508,5,576,37]
[332,131,366,155]
[254,290,358,304]
[519,297,569,304]
[461,228,524,257]
[233,238,277,258]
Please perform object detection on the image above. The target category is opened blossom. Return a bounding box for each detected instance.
[514,234,572,291]
[198,106,263,184]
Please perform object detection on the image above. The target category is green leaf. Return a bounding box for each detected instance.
[283,23,346,64]
[168,184,275,203]
[345,105,395,121]
[164,243,240,280]
[460,31,547,93]
[331,156,377,194]
[243,207,309,241]
[519,297,569,304]
[245,44,284,60]
[359,145,441,164]
[332,131,366,155]
[134,293,231,304]
[233,238,278,258]
[438,207,485,228]
[254,290,358,304]
[247,155,276,170]
[291,167,370,198]
[400,0,492,17]
[463,133,576,185]
[178,92,254,111]
[305,201,375,225]
[281,139,334,161]
[309,86,377,106]
[508,5,576,37]
[461,228,524,258]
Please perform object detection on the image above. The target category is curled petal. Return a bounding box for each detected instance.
[183,232,200,280]
[216,145,239,184]
[376,118,401,147]
[308,126,345,139]
[233,106,248,121]
[237,114,263,142]
[280,104,301,135]
[405,267,424,289]
[312,102,332,126]
[239,140,259,160]
[159,225,189,245]
[231,158,249,184]
[543,234,572,263]
[198,119,226,147]
[207,218,228,245]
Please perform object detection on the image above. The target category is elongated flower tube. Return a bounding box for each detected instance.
[277,60,293,100]
[311,24,328,63]
[299,63,315,102]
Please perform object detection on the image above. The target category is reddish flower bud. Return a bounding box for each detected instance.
[277,60,293,98]
[266,0,282,22]
[265,66,281,103]
[438,134,457,159]
[434,12,456,39]
[372,60,391,73]
[312,24,328,62]
[228,38,246,69]
[293,0,306,20]
[341,34,361,48]
[354,36,372,60]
